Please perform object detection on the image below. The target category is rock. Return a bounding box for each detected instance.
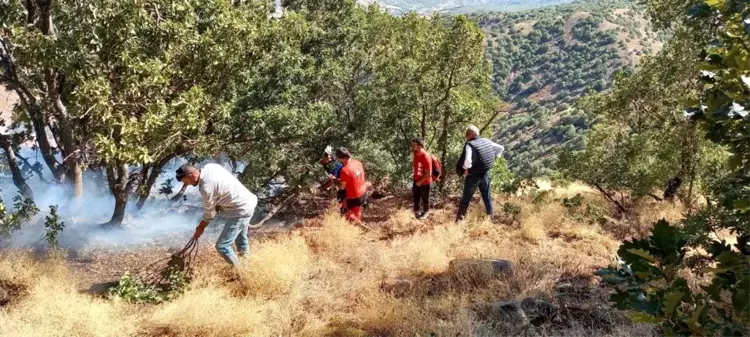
[521,297,560,326]
[448,259,513,287]
[555,282,574,292]
[448,258,513,277]
[380,277,413,297]
[87,281,120,296]
[475,300,530,327]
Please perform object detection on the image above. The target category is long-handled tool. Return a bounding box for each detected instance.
[137,237,199,290]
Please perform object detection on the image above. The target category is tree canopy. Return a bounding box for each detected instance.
[0,0,501,225]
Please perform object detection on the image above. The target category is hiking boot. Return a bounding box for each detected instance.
[417,211,430,220]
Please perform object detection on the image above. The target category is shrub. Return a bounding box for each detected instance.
[0,195,39,239]
[44,205,65,248]
[596,220,749,336]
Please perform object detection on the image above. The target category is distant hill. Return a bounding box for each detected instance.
[472,0,666,177]
[359,0,574,14]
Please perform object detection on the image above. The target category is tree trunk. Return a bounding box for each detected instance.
[420,104,427,139]
[67,163,83,198]
[0,134,33,199]
[105,163,131,226]
[23,99,63,179]
[438,105,450,192]
[136,154,175,210]
[135,166,152,210]
[109,194,128,226]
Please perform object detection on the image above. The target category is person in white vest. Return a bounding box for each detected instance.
[176,163,258,267]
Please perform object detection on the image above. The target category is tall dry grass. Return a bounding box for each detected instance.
[0,188,658,337]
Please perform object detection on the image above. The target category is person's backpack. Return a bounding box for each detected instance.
[430,155,443,181]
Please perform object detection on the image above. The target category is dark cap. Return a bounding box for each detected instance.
[412,137,424,146]
[335,147,351,159]
[175,167,186,181]
[175,164,198,181]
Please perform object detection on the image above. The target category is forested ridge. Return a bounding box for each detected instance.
[359,0,575,14]
[475,0,667,176]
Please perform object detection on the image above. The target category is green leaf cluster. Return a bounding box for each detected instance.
[0,194,39,239]
[597,220,749,336]
[44,205,65,248]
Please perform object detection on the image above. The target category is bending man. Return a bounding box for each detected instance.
[455,125,505,222]
[319,145,347,214]
[176,163,258,267]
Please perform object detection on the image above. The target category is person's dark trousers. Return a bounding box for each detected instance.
[412,182,431,215]
[456,172,493,220]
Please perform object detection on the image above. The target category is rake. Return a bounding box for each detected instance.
[136,237,200,290]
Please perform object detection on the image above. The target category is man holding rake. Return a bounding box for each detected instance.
[176,163,258,267]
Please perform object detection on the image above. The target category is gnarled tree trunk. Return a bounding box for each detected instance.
[105,163,137,226]
[0,1,83,199]
[0,134,33,199]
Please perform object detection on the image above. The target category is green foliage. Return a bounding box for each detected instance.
[2,0,501,220]
[225,1,500,190]
[44,205,65,248]
[107,268,190,304]
[107,272,167,304]
[501,201,522,223]
[158,178,174,197]
[490,157,517,194]
[595,0,750,334]
[0,195,39,239]
[560,123,682,203]
[559,29,721,207]
[596,220,750,336]
[561,193,584,211]
[685,3,750,175]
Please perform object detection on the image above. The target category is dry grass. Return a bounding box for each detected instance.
[0,188,659,337]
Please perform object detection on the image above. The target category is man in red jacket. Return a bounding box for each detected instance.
[335,147,368,227]
[411,137,432,219]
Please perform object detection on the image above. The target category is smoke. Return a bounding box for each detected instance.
[0,148,234,250]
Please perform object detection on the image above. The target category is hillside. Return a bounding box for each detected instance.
[473,0,666,177]
[0,186,685,336]
[360,0,574,14]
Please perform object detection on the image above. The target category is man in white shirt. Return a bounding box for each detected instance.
[454,125,505,222]
[176,163,258,267]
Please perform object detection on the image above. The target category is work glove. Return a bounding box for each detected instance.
[193,225,206,240]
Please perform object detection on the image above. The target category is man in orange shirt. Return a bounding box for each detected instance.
[411,138,433,219]
[335,147,368,227]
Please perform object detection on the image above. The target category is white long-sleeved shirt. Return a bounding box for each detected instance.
[463,140,505,170]
[198,163,258,221]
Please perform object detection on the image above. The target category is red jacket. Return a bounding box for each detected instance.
[340,159,367,199]
[413,150,432,185]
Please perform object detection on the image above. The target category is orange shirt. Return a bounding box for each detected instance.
[340,159,367,199]
[413,150,433,184]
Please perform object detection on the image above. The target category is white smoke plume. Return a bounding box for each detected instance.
[0,148,244,250]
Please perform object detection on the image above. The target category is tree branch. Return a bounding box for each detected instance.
[593,183,628,214]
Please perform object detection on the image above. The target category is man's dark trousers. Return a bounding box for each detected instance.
[456,172,493,220]
[412,182,431,215]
